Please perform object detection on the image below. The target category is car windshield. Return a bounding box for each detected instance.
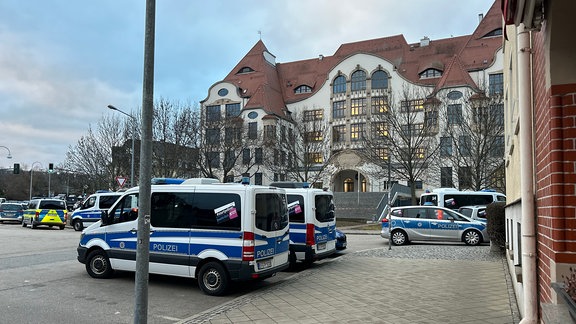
[39,200,66,210]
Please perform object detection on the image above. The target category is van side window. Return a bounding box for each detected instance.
[191,193,241,230]
[287,194,305,223]
[99,195,120,209]
[255,193,288,231]
[315,195,335,222]
[110,193,139,224]
[83,196,96,209]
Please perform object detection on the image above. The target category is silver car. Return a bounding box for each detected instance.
[380,205,488,246]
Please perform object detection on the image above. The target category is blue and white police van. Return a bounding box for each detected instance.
[77,179,290,296]
[271,182,336,265]
[70,192,122,231]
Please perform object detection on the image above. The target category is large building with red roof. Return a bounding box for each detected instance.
[201,1,504,194]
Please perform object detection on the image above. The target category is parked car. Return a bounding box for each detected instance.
[22,199,68,229]
[335,228,347,250]
[0,202,25,223]
[458,205,487,223]
[380,205,487,246]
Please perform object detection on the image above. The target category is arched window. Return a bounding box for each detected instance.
[294,85,312,94]
[483,29,502,38]
[351,70,366,91]
[237,66,254,74]
[371,70,388,89]
[333,75,346,94]
[419,69,442,79]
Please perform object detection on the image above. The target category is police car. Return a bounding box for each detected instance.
[77,179,290,296]
[23,199,68,229]
[70,192,122,231]
[381,205,488,246]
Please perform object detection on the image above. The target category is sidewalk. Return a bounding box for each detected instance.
[177,237,520,324]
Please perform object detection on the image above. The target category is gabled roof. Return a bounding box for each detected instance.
[219,0,502,112]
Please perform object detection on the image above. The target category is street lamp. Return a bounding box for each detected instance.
[0,145,12,159]
[107,104,136,188]
[29,161,43,201]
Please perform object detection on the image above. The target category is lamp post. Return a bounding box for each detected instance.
[29,161,42,201]
[0,145,12,159]
[107,104,136,188]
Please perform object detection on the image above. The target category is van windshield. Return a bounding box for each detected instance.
[39,200,66,210]
[315,195,335,222]
[255,193,288,231]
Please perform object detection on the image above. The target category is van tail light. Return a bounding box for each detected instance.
[35,211,40,220]
[305,223,315,246]
[242,231,255,261]
[381,218,389,224]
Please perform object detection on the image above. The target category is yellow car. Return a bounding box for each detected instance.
[23,199,67,230]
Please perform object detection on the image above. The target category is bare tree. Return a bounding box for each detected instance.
[263,110,331,185]
[439,91,505,191]
[197,109,261,182]
[65,114,124,191]
[362,87,440,204]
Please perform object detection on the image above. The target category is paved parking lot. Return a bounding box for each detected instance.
[178,241,521,324]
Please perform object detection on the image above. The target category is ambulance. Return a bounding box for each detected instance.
[77,179,290,296]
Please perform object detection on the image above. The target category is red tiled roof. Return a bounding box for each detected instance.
[220,0,502,117]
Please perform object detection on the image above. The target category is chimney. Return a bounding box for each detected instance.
[319,54,324,61]
[420,36,430,47]
[478,13,484,24]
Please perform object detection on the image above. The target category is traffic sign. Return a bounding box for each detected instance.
[116,176,127,188]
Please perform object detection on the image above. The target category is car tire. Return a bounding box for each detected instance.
[22,220,27,227]
[30,221,37,229]
[391,230,408,245]
[463,230,482,246]
[73,220,83,231]
[59,225,65,230]
[86,250,114,279]
[197,262,229,296]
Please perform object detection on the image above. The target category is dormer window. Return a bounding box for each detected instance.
[482,28,503,38]
[419,68,442,79]
[237,66,254,74]
[294,85,312,94]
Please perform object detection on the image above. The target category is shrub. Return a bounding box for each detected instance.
[486,202,506,250]
[562,267,576,301]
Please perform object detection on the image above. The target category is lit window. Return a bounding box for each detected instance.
[401,99,424,113]
[306,152,323,164]
[372,122,388,139]
[350,98,366,116]
[350,123,365,141]
[305,131,323,142]
[376,148,388,160]
[304,109,323,121]
[372,96,389,114]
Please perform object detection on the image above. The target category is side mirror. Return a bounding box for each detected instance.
[101,210,110,225]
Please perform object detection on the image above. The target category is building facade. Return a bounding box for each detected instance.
[201,1,504,195]
[503,0,576,322]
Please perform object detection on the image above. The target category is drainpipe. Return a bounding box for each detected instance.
[517,24,538,324]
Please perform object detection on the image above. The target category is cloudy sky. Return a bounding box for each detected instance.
[0,0,495,170]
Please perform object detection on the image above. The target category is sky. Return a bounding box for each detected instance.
[0,0,496,170]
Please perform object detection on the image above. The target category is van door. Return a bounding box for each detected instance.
[253,190,290,273]
[312,193,336,255]
[148,192,191,277]
[104,193,140,271]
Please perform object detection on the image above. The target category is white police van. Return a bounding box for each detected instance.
[77,179,290,296]
[70,192,122,231]
[270,182,336,265]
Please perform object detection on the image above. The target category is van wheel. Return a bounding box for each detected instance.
[73,220,83,231]
[391,230,408,245]
[463,230,481,246]
[22,220,27,227]
[30,222,37,229]
[198,262,229,296]
[86,250,114,279]
[59,225,65,230]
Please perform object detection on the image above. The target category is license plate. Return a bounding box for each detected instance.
[318,243,326,250]
[257,258,272,270]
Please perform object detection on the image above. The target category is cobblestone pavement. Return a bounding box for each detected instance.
[177,241,521,324]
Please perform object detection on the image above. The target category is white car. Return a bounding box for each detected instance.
[458,205,487,223]
[381,205,488,246]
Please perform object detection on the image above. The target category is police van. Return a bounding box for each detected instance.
[271,182,337,265]
[77,179,290,296]
[70,192,122,231]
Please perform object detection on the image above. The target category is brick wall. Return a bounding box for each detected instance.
[532,30,576,304]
